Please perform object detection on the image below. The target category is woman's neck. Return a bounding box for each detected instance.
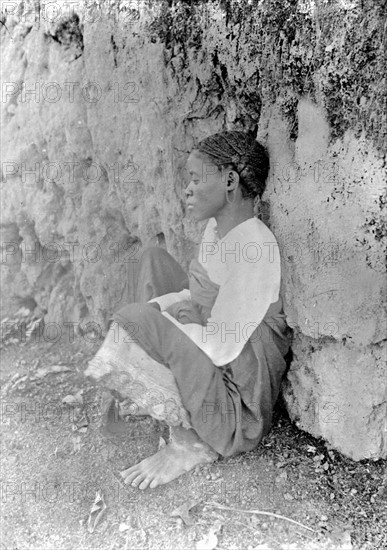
[214,200,254,240]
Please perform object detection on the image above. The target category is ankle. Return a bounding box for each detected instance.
[169,426,219,460]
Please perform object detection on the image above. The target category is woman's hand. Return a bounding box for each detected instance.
[165,300,204,325]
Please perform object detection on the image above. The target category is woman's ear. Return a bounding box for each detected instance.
[227,170,240,190]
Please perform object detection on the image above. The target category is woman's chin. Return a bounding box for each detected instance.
[186,206,198,220]
[188,212,205,222]
[185,206,210,222]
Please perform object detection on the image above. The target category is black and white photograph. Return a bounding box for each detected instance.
[0,1,386,548]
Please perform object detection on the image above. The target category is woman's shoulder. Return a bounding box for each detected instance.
[228,218,281,272]
[231,217,279,246]
[200,217,280,258]
[252,217,278,241]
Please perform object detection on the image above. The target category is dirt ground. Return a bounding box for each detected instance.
[1,335,386,550]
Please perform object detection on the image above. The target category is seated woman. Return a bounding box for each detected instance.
[85,131,290,490]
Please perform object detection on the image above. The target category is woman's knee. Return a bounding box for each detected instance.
[112,303,159,342]
[115,302,158,324]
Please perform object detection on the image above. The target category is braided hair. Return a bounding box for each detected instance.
[197,131,269,199]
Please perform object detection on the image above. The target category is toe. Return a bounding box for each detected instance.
[139,477,152,490]
[149,478,159,489]
[130,473,146,487]
[121,467,141,485]
[120,466,132,478]
[120,468,131,482]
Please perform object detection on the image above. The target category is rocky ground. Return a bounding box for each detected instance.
[1,334,386,550]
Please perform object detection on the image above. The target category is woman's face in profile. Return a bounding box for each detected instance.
[185,151,227,221]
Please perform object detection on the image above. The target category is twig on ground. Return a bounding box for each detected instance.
[294,529,315,539]
[204,502,315,532]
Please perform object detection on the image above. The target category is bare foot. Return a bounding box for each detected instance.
[120,430,218,490]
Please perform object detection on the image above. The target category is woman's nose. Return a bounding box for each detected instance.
[185,182,194,197]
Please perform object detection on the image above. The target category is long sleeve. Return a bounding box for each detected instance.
[148,289,191,311]
[161,217,281,366]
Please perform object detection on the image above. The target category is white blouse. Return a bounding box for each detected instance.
[149,217,281,366]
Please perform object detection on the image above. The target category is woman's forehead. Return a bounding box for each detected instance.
[187,150,217,170]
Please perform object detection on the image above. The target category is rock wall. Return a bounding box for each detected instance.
[1,0,386,460]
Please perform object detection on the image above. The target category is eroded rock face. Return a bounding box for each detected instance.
[1,1,385,459]
[267,101,386,460]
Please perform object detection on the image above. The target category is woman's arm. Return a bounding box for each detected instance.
[147,289,191,311]
[162,250,280,366]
